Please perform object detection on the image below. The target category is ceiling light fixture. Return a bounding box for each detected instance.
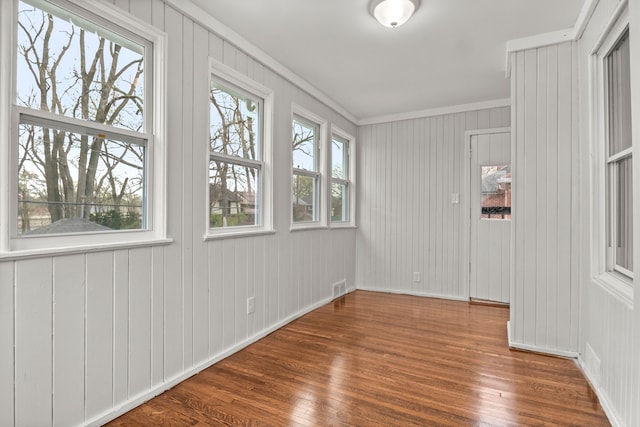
[370,0,419,28]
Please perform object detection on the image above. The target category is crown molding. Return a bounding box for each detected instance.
[358,98,511,126]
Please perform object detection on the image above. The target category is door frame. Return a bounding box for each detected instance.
[463,127,511,301]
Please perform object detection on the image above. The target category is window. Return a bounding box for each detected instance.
[207,59,273,237]
[605,29,633,278]
[480,165,512,220]
[330,130,355,225]
[292,107,326,227]
[2,0,167,252]
[591,7,633,302]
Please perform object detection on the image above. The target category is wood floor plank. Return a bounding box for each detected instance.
[107,291,610,426]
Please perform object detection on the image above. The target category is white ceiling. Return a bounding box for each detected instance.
[189,0,585,122]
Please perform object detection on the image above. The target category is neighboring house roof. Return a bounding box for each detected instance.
[209,183,256,205]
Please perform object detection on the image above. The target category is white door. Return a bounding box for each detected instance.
[469,131,511,303]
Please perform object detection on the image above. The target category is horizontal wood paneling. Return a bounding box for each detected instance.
[0,1,357,426]
[356,107,510,299]
[509,41,578,355]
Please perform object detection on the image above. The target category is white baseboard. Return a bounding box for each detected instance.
[578,356,624,427]
[356,286,469,302]
[506,322,579,358]
[86,294,337,427]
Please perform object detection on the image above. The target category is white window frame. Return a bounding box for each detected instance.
[205,58,274,239]
[589,2,633,304]
[0,0,168,257]
[291,104,327,230]
[330,126,356,228]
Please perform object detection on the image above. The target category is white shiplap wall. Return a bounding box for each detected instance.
[0,1,357,426]
[356,107,510,299]
[509,41,581,356]
[575,0,639,425]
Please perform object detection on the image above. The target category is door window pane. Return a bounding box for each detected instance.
[481,165,511,220]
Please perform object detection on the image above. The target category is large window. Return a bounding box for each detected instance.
[208,59,273,237]
[292,109,326,227]
[3,0,167,252]
[330,130,355,225]
[591,7,633,301]
[605,29,633,278]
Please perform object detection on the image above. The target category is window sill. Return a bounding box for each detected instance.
[0,238,174,261]
[204,228,276,241]
[290,224,329,232]
[329,223,357,230]
[593,272,634,308]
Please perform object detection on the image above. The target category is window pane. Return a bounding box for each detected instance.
[607,30,632,156]
[292,174,316,222]
[292,118,316,171]
[209,161,259,228]
[332,137,347,179]
[615,157,633,271]
[331,182,348,222]
[481,165,512,220]
[18,124,144,235]
[210,82,260,160]
[17,1,145,131]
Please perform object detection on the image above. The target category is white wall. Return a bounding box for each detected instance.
[508,42,581,356]
[355,107,510,299]
[576,0,639,425]
[0,1,357,426]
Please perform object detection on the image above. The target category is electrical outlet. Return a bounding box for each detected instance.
[247,297,255,314]
[413,272,421,282]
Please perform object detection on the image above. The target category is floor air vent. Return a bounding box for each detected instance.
[332,280,347,299]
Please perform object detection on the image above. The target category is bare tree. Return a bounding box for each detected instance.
[209,87,258,227]
[17,5,144,231]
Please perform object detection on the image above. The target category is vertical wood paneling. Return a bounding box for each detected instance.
[3,2,358,426]
[208,239,224,355]
[128,0,150,23]
[192,22,210,366]
[53,255,85,427]
[577,1,639,425]
[356,107,509,298]
[510,41,577,354]
[128,248,152,397]
[163,4,184,379]
[0,261,13,427]
[234,239,248,342]
[546,44,559,348]
[181,16,195,369]
[15,258,52,427]
[113,250,129,404]
[151,247,164,386]
[85,252,114,419]
[535,48,549,346]
[556,41,574,351]
[222,239,236,348]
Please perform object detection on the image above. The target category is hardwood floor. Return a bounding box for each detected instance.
[108,291,609,426]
